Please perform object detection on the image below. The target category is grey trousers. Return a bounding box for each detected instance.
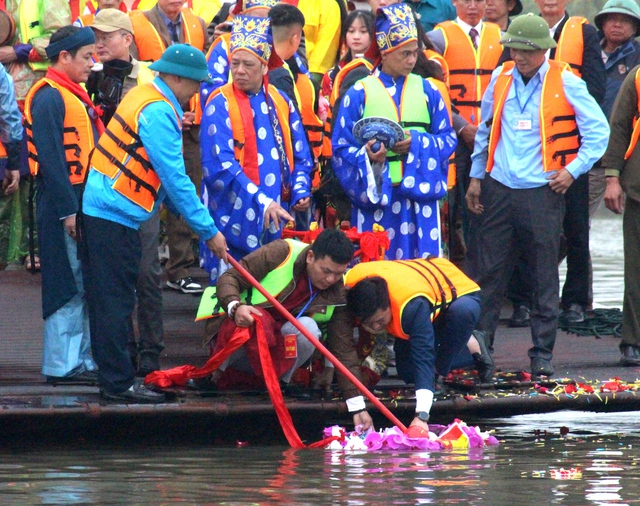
[475,176,565,360]
[128,211,164,357]
[165,127,202,282]
[622,198,640,347]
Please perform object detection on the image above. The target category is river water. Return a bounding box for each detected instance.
[588,211,624,307]
[0,213,630,504]
[1,411,640,504]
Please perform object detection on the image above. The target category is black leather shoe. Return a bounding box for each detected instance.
[101,379,165,403]
[472,331,495,383]
[46,370,98,386]
[620,345,640,367]
[508,305,530,328]
[530,357,554,379]
[185,376,218,392]
[281,382,311,400]
[137,352,160,377]
[561,303,585,324]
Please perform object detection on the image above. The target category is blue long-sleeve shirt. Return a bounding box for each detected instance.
[0,64,24,173]
[83,77,219,240]
[0,65,23,145]
[470,59,610,188]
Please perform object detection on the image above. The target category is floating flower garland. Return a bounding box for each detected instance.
[323,419,499,451]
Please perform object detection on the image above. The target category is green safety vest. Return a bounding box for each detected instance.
[19,0,49,71]
[196,239,336,324]
[361,73,430,184]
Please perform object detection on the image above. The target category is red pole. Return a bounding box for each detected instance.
[227,256,408,433]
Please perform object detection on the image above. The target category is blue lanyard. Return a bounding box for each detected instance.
[514,78,541,114]
[295,277,318,320]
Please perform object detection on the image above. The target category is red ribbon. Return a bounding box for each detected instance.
[232,83,260,185]
[282,226,390,262]
[146,319,335,449]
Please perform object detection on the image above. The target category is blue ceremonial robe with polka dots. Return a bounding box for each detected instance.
[332,70,457,260]
[199,86,313,283]
[200,37,231,105]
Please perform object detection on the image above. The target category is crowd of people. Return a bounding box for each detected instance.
[0,0,639,431]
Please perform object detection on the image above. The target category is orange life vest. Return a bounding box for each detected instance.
[321,58,373,160]
[486,60,580,173]
[427,77,455,189]
[205,31,231,62]
[624,66,640,159]
[130,8,205,122]
[76,13,94,27]
[553,16,586,78]
[24,79,95,185]
[0,141,6,159]
[425,48,450,89]
[295,72,323,160]
[435,21,502,126]
[90,82,181,212]
[131,8,205,60]
[207,82,295,184]
[344,258,480,339]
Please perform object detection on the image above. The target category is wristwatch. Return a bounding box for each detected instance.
[416,411,430,423]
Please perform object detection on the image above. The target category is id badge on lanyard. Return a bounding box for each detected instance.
[513,113,532,131]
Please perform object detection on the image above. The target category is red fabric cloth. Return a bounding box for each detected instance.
[232,83,260,185]
[215,310,295,379]
[145,323,253,388]
[147,319,336,449]
[45,67,106,136]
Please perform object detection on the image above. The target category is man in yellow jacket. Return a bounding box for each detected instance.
[341,257,481,431]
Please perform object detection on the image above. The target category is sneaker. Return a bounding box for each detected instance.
[137,352,160,377]
[101,379,165,403]
[166,276,204,294]
[620,345,640,367]
[530,357,554,379]
[508,305,530,328]
[561,303,585,324]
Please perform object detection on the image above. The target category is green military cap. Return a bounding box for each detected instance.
[595,0,640,36]
[500,13,557,51]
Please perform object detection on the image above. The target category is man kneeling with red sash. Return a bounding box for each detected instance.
[196,229,354,396]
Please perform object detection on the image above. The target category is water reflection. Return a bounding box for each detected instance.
[0,411,639,504]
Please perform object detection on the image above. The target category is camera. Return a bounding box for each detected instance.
[87,58,134,124]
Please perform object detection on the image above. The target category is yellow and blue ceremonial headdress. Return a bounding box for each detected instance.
[232,0,278,15]
[375,3,418,54]
[230,15,273,63]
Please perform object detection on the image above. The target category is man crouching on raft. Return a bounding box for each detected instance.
[341,257,481,432]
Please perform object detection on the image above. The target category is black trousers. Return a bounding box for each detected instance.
[82,214,141,394]
[507,172,590,310]
[622,198,640,347]
[475,177,564,360]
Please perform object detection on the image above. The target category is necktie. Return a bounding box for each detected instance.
[168,22,180,44]
[469,28,479,50]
